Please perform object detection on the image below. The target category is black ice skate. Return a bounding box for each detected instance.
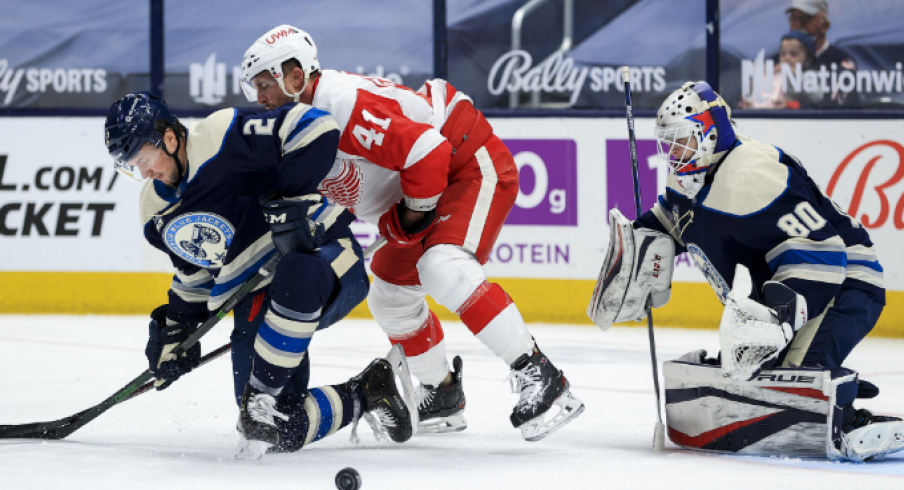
[416,356,467,434]
[236,384,289,459]
[507,347,584,442]
[837,407,904,461]
[347,356,413,443]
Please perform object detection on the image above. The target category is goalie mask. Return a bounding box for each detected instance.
[241,25,320,103]
[655,81,737,198]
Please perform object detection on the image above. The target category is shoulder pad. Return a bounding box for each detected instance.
[278,103,339,155]
[139,179,172,226]
[701,135,788,216]
[185,108,236,183]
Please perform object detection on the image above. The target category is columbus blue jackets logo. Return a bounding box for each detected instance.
[687,243,730,304]
[163,213,235,269]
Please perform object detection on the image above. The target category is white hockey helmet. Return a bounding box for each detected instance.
[655,81,736,196]
[241,25,320,103]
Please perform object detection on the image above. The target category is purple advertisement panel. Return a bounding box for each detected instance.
[503,139,578,226]
[606,139,660,220]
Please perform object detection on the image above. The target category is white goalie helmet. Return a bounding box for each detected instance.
[655,81,736,198]
[241,25,320,103]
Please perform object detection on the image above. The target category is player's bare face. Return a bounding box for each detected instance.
[131,144,179,186]
[251,72,292,110]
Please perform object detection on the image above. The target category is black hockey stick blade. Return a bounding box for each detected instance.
[0,342,234,440]
[0,252,283,440]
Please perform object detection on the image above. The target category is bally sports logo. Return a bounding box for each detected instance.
[827,140,904,229]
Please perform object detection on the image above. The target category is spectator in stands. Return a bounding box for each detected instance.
[785,0,857,106]
[739,31,821,110]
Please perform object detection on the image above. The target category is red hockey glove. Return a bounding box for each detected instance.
[378,202,437,248]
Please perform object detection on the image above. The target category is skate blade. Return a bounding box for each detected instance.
[235,437,273,461]
[384,344,419,436]
[418,413,468,434]
[520,390,585,442]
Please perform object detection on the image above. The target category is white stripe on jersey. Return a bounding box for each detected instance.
[463,146,497,253]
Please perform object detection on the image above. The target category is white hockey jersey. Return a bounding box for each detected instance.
[312,70,472,224]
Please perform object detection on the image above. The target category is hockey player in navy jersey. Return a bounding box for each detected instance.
[592,81,903,461]
[103,92,412,456]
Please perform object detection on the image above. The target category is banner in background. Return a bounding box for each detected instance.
[2,116,903,290]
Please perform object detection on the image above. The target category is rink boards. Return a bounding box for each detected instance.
[0,115,902,336]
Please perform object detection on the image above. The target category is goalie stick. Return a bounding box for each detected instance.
[621,66,666,451]
[0,236,388,441]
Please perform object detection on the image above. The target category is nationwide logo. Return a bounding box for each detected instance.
[189,53,410,106]
[741,48,904,105]
[0,59,108,106]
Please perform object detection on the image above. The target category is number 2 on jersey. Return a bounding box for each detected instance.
[352,110,391,150]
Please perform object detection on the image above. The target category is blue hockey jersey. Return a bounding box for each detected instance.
[138,103,355,323]
[637,134,885,319]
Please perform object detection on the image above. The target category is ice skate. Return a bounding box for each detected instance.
[417,355,467,434]
[347,347,413,443]
[507,347,584,442]
[837,408,904,462]
[235,384,289,460]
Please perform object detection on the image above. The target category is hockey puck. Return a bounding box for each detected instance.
[335,467,362,490]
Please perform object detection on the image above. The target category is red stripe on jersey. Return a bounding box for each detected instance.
[668,413,776,448]
[456,282,513,335]
[762,387,829,401]
[388,310,444,357]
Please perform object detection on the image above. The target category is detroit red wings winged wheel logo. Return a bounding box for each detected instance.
[319,159,364,210]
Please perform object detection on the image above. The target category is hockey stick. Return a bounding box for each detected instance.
[0,251,283,440]
[0,236,387,440]
[621,66,666,451]
[0,342,234,439]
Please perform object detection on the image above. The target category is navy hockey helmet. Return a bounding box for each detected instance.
[104,92,179,181]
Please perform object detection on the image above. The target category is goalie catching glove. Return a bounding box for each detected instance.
[587,208,675,330]
[719,264,808,380]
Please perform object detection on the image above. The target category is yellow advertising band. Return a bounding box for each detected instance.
[1,272,901,338]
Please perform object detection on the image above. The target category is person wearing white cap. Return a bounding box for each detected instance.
[786,0,857,106]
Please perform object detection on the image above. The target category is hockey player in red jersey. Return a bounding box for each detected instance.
[239,25,583,441]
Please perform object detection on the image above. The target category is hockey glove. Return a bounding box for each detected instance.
[145,304,201,390]
[260,190,327,255]
[378,201,437,248]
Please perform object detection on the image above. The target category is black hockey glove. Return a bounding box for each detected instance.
[145,304,201,390]
[260,190,327,255]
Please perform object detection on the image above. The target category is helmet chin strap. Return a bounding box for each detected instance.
[276,71,309,103]
[161,130,186,186]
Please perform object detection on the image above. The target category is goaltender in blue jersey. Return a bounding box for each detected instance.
[104,92,412,456]
[589,81,902,461]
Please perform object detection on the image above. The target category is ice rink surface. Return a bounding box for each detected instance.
[1,316,903,490]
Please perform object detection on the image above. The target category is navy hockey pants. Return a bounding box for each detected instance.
[797,286,884,369]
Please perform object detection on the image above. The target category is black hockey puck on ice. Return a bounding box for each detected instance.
[335,467,362,490]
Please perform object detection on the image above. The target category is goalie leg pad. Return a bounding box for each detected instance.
[665,360,837,457]
[587,208,675,330]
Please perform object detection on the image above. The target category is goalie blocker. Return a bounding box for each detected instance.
[587,209,675,330]
[664,360,904,462]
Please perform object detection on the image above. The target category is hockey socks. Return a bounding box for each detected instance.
[268,384,366,453]
[388,310,450,387]
[457,281,534,366]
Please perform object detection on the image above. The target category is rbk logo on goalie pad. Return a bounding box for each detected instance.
[163,212,235,269]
